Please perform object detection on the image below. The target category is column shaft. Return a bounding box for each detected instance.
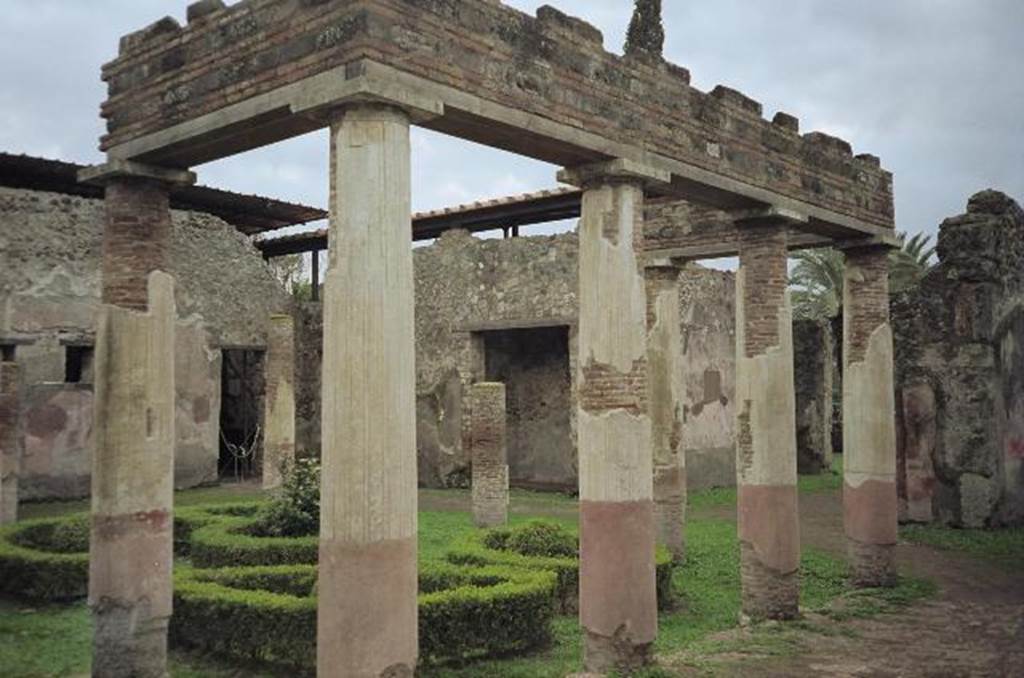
[842,246,898,586]
[577,177,657,672]
[319,104,417,677]
[646,265,686,562]
[263,313,296,489]
[0,360,20,525]
[735,224,800,620]
[470,382,509,528]
[91,177,176,678]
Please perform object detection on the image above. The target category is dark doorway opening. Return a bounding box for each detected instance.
[219,348,265,482]
[482,325,574,491]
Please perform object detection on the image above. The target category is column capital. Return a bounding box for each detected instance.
[78,159,195,188]
[558,158,670,191]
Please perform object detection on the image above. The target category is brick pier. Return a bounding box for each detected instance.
[470,382,509,528]
[263,313,296,489]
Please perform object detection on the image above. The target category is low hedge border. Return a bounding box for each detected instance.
[445,523,676,613]
[0,516,89,600]
[0,503,264,601]
[172,561,557,668]
[187,514,318,568]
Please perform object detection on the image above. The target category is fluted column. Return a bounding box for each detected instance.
[842,245,898,586]
[318,104,417,677]
[560,158,669,673]
[735,219,800,621]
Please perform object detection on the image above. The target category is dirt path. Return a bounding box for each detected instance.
[679,490,1024,677]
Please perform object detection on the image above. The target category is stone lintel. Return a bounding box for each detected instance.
[734,206,810,229]
[558,158,671,190]
[290,60,445,125]
[835,233,902,253]
[78,159,196,188]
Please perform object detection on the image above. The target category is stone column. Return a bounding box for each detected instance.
[319,104,417,677]
[735,219,800,621]
[842,245,898,586]
[559,159,669,673]
[470,382,509,528]
[78,160,193,678]
[646,263,686,562]
[263,313,296,489]
[0,360,21,525]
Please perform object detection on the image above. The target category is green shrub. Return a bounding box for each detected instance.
[251,458,321,537]
[484,520,577,558]
[0,518,89,600]
[172,562,557,668]
[447,520,676,613]
[188,516,318,568]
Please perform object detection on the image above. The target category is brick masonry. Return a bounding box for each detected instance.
[794,319,834,474]
[99,0,892,228]
[738,225,789,357]
[844,247,890,364]
[102,178,172,310]
[470,382,508,528]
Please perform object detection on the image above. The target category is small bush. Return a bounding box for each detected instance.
[251,458,321,538]
[484,520,577,558]
[172,562,557,668]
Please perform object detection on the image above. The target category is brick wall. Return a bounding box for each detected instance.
[738,225,789,357]
[99,0,893,228]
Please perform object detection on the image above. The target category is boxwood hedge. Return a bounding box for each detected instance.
[445,519,676,613]
[172,561,557,668]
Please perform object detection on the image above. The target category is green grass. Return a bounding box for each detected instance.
[901,523,1024,568]
[2,468,928,678]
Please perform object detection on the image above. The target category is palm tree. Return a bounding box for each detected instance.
[788,232,936,319]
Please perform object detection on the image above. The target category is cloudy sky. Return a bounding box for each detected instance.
[1,0,1021,246]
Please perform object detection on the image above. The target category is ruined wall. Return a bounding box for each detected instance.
[0,185,291,500]
[293,229,738,490]
[893,190,1024,527]
[678,266,737,489]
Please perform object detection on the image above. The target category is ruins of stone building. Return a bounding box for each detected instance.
[79,0,899,673]
[0,153,309,500]
[894,190,1024,528]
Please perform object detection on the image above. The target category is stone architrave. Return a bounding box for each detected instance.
[0,360,21,525]
[646,264,686,561]
[560,158,669,673]
[470,382,509,528]
[79,162,192,678]
[318,104,418,677]
[843,245,898,586]
[263,313,296,489]
[735,220,800,621]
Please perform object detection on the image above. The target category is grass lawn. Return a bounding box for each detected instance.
[2,467,927,678]
[900,522,1024,569]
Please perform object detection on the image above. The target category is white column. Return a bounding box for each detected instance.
[318,104,418,677]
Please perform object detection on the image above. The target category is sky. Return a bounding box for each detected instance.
[1,0,1021,249]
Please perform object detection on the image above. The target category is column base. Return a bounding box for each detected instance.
[92,604,169,678]
[739,541,800,621]
[847,539,897,588]
[317,536,418,677]
[583,627,653,674]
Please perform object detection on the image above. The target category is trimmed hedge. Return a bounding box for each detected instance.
[445,520,676,613]
[188,514,318,568]
[0,516,89,600]
[172,561,557,668]
[0,503,263,601]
